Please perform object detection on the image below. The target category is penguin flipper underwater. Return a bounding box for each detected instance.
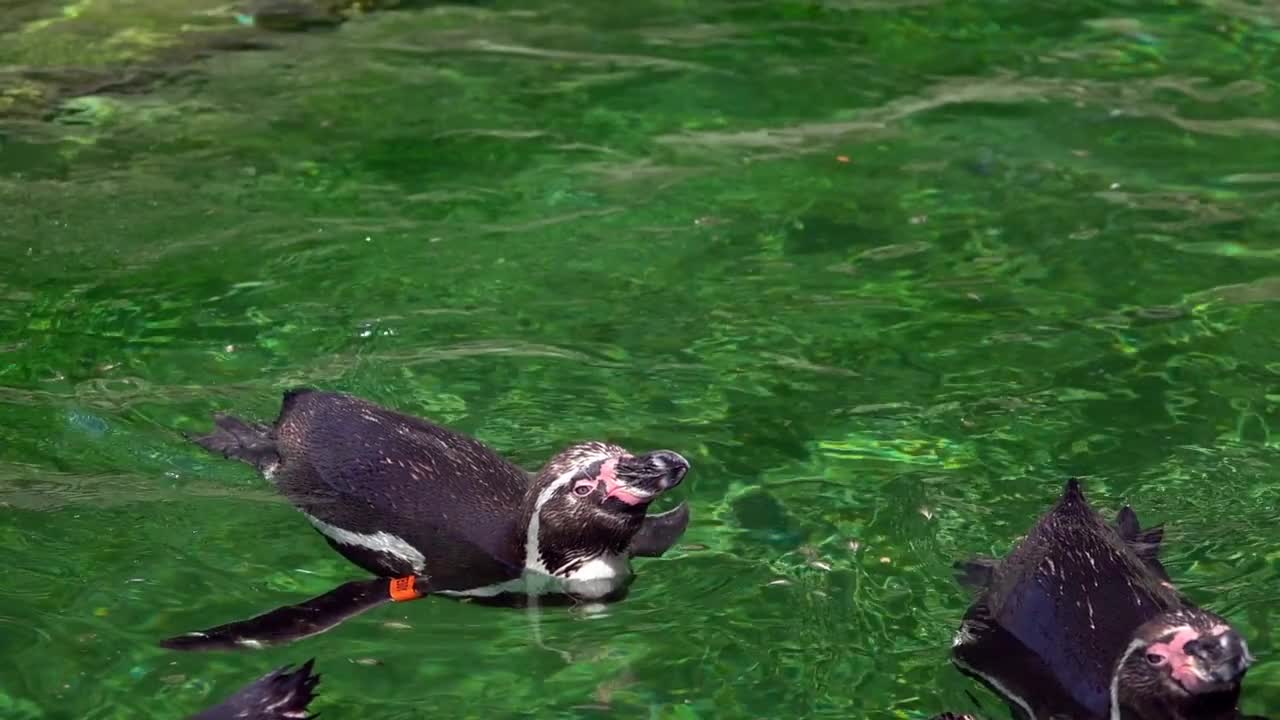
[161,576,427,651]
[629,502,691,557]
[188,658,319,720]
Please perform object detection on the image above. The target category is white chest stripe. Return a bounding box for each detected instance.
[525,468,577,576]
[302,513,427,573]
[1110,637,1147,720]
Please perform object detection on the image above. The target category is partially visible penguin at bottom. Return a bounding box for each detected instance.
[189,659,319,720]
[937,478,1266,720]
[162,388,693,651]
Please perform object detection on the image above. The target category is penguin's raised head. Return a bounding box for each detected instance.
[1112,608,1254,719]
[523,441,688,588]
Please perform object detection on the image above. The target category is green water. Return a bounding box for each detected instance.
[2,0,1279,718]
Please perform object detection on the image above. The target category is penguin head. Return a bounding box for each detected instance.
[526,442,689,574]
[1112,608,1253,718]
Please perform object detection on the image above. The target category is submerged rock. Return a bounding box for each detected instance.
[239,0,347,32]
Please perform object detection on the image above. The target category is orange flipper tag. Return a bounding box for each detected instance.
[389,576,421,602]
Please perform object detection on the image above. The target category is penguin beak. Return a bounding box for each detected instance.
[607,451,688,506]
[1184,630,1253,692]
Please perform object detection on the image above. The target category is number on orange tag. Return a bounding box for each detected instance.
[389,576,419,601]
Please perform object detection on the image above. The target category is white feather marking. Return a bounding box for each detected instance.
[436,553,630,600]
[1110,637,1148,720]
[952,621,977,648]
[560,554,630,599]
[525,467,577,576]
[302,514,427,573]
[952,652,1039,720]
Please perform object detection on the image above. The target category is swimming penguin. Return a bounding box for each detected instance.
[189,658,319,719]
[161,388,691,651]
[944,478,1264,720]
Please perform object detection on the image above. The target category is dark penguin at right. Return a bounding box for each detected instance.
[161,388,691,651]
[944,478,1264,720]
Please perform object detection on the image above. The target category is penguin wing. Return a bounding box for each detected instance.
[953,598,1095,720]
[272,389,529,576]
[189,658,319,719]
[163,577,412,652]
[628,502,690,557]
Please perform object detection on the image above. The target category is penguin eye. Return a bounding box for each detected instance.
[1146,652,1167,666]
[572,480,595,496]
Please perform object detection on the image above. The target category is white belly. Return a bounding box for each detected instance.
[558,554,631,599]
[438,553,631,600]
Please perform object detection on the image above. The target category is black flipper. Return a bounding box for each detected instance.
[629,502,690,557]
[952,601,1094,720]
[188,413,279,473]
[190,658,320,720]
[954,556,997,591]
[161,576,427,651]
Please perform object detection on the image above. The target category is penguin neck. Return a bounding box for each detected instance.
[520,472,575,576]
[519,475,638,596]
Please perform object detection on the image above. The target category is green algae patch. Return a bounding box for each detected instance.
[0,0,236,68]
[0,78,53,118]
[0,0,416,121]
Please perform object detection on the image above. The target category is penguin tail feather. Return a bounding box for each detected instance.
[188,413,279,473]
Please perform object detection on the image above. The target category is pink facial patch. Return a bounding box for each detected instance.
[1147,628,1205,691]
[597,456,647,506]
